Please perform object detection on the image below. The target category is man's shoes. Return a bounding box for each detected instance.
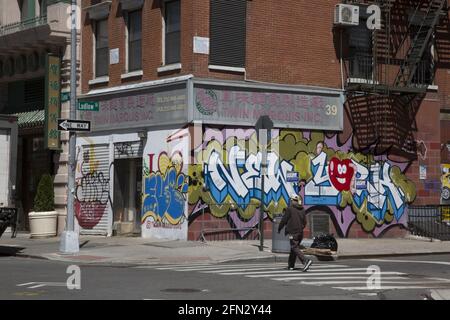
[286,266,295,270]
[302,259,313,272]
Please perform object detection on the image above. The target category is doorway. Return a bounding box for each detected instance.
[113,158,142,235]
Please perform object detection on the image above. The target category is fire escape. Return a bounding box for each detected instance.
[339,0,446,160]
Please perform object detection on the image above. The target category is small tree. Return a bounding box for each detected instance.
[33,174,55,212]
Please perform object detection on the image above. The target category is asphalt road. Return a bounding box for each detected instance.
[1,254,450,301]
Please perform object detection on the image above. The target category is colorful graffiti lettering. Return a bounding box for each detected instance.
[305,152,414,232]
[204,146,298,210]
[189,128,298,223]
[189,128,417,238]
[141,152,189,225]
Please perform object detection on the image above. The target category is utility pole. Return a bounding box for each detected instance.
[60,0,79,254]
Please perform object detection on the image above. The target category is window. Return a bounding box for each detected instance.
[95,19,109,77]
[410,28,436,86]
[39,0,47,17]
[127,10,142,72]
[348,18,373,80]
[209,0,247,68]
[20,0,35,21]
[164,0,181,65]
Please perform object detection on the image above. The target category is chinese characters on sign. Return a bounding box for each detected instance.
[45,55,61,150]
[194,87,343,130]
[78,87,187,131]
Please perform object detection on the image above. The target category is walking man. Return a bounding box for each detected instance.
[278,194,313,272]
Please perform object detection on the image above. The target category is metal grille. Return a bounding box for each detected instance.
[310,213,330,237]
[78,144,111,236]
[408,205,450,241]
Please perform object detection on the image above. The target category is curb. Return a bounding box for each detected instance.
[14,253,50,260]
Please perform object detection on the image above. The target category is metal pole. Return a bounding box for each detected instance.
[259,129,268,252]
[60,0,79,254]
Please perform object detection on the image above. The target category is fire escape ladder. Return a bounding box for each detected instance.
[394,0,445,88]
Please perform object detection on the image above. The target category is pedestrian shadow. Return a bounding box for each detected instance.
[0,245,25,257]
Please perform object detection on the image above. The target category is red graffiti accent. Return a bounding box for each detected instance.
[75,200,106,229]
[328,158,355,191]
[148,154,155,172]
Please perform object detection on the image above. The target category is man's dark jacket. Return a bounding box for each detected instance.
[278,204,307,236]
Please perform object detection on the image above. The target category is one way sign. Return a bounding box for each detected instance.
[58,119,91,132]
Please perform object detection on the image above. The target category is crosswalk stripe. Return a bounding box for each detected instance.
[153,263,285,270]
[154,264,346,272]
[334,285,447,291]
[266,272,404,280]
[156,265,283,271]
[220,270,404,276]
[216,268,368,275]
[28,284,46,289]
[17,282,35,287]
[299,280,444,285]
[247,276,409,280]
[153,262,286,270]
[152,263,349,271]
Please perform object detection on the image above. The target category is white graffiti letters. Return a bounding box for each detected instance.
[205,146,295,206]
[305,152,407,220]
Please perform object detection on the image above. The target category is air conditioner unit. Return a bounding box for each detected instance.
[334,4,359,26]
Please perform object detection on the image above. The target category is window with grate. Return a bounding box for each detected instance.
[410,28,436,86]
[24,78,44,106]
[209,0,246,68]
[95,19,109,77]
[310,213,330,237]
[348,18,373,80]
[128,10,142,72]
[164,0,180,65]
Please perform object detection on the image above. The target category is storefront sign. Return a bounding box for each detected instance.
[45,55,61,150]
[193,86,343,130]
[78,86,188,131]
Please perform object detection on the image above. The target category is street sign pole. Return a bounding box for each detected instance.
[255,116,273,252]
[60,0,79,254]
[260,129,268,252]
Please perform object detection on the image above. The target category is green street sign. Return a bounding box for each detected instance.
[78,101,99,112]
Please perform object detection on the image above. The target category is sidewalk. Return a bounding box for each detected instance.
[0,231,449,266]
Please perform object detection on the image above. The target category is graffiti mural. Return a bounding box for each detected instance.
[75,144,112,230]
[189,128,417,238]
[141,129,189,240]
[189,128,299,237]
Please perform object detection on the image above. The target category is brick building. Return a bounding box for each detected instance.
[77,0,450,240]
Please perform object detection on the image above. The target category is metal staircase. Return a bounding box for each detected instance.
[339,0,445,160]
[394,0,446,88]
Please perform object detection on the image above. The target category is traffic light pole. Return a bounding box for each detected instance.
[60,0,79,254]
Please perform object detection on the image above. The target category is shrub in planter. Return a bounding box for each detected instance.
[34,174,55,212]
[29,174,57,238]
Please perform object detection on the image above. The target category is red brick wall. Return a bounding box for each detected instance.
[406,95,442,205]
[81,0,344,93]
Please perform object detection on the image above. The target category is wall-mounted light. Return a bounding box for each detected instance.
[138,130,147,139]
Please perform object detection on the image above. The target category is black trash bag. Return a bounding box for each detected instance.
[311,233,338,251]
